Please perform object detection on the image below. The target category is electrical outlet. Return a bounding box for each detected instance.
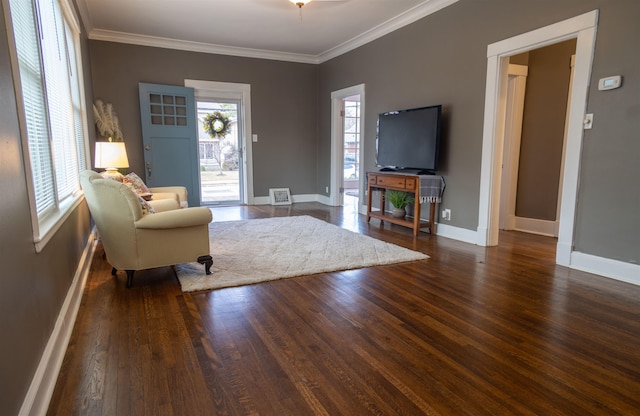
[325,186,329,193]
[442,209,451,221]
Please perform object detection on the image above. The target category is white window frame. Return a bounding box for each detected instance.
[4,0,91,252]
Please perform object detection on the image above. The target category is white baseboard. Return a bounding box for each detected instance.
[293,194,321,203]
[253,193,331,205]
[513,216,557,237]
[571,251,640,286]
[254,194,479,244]
[437,224,639,286]
[316,194,332,206]
[252,195,270,205]
[251,195,639,286]
[19,231,97,416]
[435,223,478,244]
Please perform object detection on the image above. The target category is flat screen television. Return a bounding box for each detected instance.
[376,104,442,174]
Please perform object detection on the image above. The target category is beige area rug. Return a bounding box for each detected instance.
[175,215,429,292]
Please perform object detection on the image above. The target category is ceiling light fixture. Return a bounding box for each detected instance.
[290,0,312,8]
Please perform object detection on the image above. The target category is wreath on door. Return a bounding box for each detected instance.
[203,111,231,139]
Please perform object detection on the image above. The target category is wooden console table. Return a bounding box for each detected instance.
[366,171,439,236]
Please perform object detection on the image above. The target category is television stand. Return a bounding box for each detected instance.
[366,171,437,236]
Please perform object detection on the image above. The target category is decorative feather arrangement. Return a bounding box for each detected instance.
[93,99,124,141]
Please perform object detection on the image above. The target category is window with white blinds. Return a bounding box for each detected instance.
[8,0,88,249]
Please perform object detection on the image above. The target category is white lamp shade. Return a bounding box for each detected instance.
[94,141,129,170]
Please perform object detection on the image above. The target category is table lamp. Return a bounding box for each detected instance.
[94,141,129,180]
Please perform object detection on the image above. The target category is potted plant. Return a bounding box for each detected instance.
[386,190,414,218]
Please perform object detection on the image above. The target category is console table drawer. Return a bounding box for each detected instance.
[375,175,406,189]
[404,178,417,191]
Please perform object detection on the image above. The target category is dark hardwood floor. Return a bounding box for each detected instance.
[47,201,640,415]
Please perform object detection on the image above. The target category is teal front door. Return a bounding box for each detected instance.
[138,82,200,207]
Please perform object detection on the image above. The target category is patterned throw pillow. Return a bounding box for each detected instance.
[137,195,156,215]
[123,172,150,194]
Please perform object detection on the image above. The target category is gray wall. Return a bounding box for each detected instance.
[88,41,320,198]
[0,1,94,414]
[318,0,640,264]
[573,1,640,264]
[516,39,576,221]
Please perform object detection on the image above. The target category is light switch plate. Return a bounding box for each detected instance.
[584,113,593,129]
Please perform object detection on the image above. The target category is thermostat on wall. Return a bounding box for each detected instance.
[598,75,622,91]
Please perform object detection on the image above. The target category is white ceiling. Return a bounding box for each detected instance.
[77,0,458,64]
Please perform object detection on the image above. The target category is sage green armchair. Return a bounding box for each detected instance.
[80,170,213,287]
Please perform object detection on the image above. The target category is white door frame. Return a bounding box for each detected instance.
[185,79,254,204]
[330,84,365,210]
[477,10,598,266]
[555,54,577,237]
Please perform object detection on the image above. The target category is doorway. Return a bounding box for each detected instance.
[500,43,576,238]
[330,84,365,212]
[342,95,362,210]
[185,79,254,206]
[196,99,242,204]
[477,10,597,266]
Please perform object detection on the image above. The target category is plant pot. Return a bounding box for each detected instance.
[391,208,406,218]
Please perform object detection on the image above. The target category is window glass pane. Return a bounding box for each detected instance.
[66,17,86,172]
[40,0,79,199]
[343,98,361,182]
[10,0,55,215]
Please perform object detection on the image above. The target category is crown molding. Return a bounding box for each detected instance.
[317,0,459,63]
[75,0,93,34]
[89,29,321,64]
[87,0,459,65]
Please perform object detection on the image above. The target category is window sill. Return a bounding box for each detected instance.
[34,192,85,253]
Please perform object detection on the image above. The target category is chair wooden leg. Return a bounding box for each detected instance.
[197,255,213,275]
[125,270,135,288]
